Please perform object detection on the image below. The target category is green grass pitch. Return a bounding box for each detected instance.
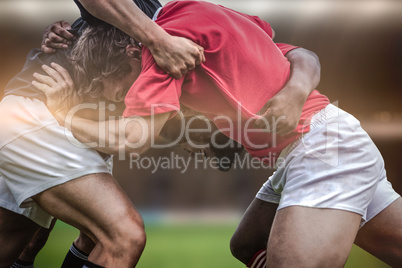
[35,221,390,267]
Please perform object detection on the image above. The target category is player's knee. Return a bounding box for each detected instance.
[132,229,147,252]
[110,217,147,255]
[124,221,147,251]
[99,227,146,262]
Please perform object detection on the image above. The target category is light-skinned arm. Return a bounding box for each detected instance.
[63,113,170,157]
[255,48,321,136]
[32,62,170,157]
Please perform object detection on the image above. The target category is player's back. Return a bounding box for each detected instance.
[155,0,292,117]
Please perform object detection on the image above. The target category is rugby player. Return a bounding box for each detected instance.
[1,0,204,266]
[35,1,402,267]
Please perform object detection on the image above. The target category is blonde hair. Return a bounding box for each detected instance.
[69,25,139,98]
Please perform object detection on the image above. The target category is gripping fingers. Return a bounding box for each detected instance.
[45,38,68,50]
[253,116,272,133]
[55,21,74,41]
[41,65,64,85]
[48,31,67,44]
[42,21,74,52]
[47,31,72,48]
[186,60,196,71]
[50,21,74,41]
[254,116,268,129]
[32,79,65,116]
[180,64,189,76]
[33,72,57,88]
[191,44,205,67]
[50,62,74,87]
[196,45,205,64]
[168,66,183,79]
[253,108,273,129]
[32,80,53,95]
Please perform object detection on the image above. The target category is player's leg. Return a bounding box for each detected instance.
[11,218,57,268]
[32,172,146,268]
[0,173,48,267]
[9,219,92,268]
[230,174,282,267]
[230,199,277,265]
[267,206,361,267]
[0,95,144,266]
[354,177,402,267]
[61,232,96,268]
[0,208,40,268]
[260,105,381,267]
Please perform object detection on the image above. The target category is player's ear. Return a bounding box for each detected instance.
[126,45,141,60]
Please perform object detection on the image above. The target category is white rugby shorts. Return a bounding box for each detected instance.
[0,95,113,228]
[256,104,400,226]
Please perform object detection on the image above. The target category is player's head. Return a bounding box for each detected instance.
[70,25,142,102]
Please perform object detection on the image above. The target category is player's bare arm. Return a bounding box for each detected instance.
[41,20,75,53]
[255,48,321,136]
[78,0,205,79]
[33,62,170,156]
[67,113,170,156]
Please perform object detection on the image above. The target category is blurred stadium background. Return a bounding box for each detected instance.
[0,0,401,267]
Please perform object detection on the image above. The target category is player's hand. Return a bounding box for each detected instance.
[150,35,205,79]
[41,21,75,54]
[32,62,81,120]
[254,87,304,136]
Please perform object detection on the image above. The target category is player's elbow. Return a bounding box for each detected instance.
[118,133,152,158]
[113,117,155,157]
[298,48,321,89]
[304,48,320,71]
[104,132,151,158]
[310,51,321,89]
[120,144,150,158]
[304,48,319,64]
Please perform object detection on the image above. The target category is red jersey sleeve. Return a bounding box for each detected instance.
[276,43,300,56]
[123,48,183,118]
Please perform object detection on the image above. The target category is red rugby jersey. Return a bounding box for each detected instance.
[123,1,329,163]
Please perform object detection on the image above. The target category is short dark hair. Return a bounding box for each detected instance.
[69,25,139,98]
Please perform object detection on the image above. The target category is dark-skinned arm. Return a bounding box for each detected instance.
[78,0,205,79]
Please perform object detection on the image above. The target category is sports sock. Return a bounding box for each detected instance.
[61,242,89,268]
[10,259,34,268]
[82,261,105,268]
[247,249,267,268]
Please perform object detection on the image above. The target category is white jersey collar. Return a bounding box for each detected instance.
[152,7,162,21]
